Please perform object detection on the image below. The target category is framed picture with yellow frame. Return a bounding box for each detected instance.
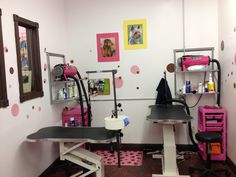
[124,19,147,50]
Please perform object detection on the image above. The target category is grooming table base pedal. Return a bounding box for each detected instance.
[152,154,184,160]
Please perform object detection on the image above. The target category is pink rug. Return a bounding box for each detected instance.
[94,150,143,166]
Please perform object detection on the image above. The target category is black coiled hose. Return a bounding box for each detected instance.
[68,73,91,127]
[67,75,86,126]
[76,71,91,126]
[165,98,197,147]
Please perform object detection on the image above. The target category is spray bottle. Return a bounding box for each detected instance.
[208,73,215,92]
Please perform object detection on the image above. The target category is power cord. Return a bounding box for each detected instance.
[188,71,207,108]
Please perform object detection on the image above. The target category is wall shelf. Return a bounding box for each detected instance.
[46,52,79,104]
[51,96,80,104]
[175,69,219,73]
[173,47,218,98]
[50,80,76,86]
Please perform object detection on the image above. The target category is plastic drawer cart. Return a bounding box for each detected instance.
[198,106,226,161]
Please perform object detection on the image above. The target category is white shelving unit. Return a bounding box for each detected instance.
[46,52,79,104]
[173,47,219,99]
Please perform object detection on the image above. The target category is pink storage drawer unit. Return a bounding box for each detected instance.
[62,107,88,127]
[198,106,226,161]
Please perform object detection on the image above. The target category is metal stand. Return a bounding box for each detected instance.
[173,47,215,97]
[86,69,122,167]
[60,142,104,177]
[152,124,190,177]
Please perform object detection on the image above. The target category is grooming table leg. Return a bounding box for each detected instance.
[152,125,190,177]
[162,124,178,175]
[70,171,83,177]
[59,142,104,177]
[116,132,121,167]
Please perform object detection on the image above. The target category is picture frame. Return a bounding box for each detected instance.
[124,19,147,50]
[96,32,120,62]
[88,78,110,96]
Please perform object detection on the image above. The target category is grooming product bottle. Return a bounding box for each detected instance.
[63,87,67,99]
[198,82,203,93]
[207,73,215,92]
[70,117,75,127]
[68,85,73,98]
[182,85,186,94]
[186,80,191,93]
[58,88,64,100]
[72,82,78,97]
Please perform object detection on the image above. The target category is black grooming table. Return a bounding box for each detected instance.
[27,126,118,142]
[27,126,119,176]
[147,104,192,124]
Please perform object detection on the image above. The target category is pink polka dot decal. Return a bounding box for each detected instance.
[11,104,19,117]
[44,64,47,71]
[38,106,41,112]
[4,47,8,53]
[234,27,236,32]
[115,77,123,88]
[26,114,29,119]
[9,84,12,88]
[130,65,140,74]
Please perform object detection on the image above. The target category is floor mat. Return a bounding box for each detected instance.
[94,150,143,166]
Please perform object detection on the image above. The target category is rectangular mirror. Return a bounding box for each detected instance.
[14,14,43,102]
[19,26,32,93]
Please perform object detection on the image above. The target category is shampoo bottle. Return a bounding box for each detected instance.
[207,73,215,92]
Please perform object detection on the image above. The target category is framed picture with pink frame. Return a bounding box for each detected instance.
[96,32,120,62]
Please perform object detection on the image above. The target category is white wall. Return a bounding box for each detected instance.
[65,0,219,144]
[0,0,68,177]
[0,0,221,177]
[218,0,236,164]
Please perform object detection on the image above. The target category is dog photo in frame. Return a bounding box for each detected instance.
[124,19,147,50]
[96,32,120,62]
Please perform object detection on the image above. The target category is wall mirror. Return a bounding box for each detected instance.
[0,9,9,108]
[13,14,43,102]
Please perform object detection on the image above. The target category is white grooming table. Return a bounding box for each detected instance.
[147,104,192,177]
[27,126,119,177]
